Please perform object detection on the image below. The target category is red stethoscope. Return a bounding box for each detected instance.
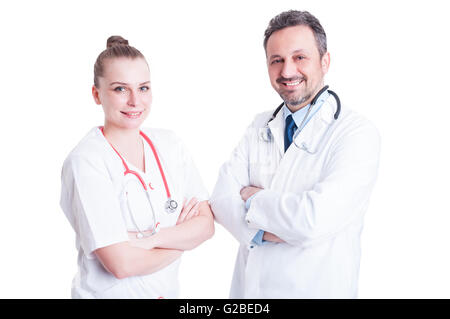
[100,127,178,237]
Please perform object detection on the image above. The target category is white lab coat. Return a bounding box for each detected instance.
[60,127,208,298]
[210,95,380,298]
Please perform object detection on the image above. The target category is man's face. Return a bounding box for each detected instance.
[266,25,330,111]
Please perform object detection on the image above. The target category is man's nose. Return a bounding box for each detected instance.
[280,59,298,79]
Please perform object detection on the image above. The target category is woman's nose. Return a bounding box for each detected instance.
[127,90,137,107]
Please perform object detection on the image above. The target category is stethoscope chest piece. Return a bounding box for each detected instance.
[165,198,178,214]
[259,127,272,143]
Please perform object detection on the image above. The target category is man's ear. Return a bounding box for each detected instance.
[321,52,330,74]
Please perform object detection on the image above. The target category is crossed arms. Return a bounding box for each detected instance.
[210,119,380,248]
[95,198,214,279]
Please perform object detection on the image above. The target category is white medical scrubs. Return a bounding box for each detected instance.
[60,127,208,299]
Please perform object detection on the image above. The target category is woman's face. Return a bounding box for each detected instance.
[92,57,152,131]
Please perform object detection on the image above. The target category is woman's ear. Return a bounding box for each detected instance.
[92,85,101,105]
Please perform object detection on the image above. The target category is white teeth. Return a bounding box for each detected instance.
[286,81,301,86]
[124,112,141,116]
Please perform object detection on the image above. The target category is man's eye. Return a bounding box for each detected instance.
[114,87,126,92]
[271,59,281,65]
[297,56,305,60]
[140,86,150,92]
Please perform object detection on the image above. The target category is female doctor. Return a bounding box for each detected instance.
[60,36,214,299]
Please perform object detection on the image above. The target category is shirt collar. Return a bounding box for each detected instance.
[283,90,330,128]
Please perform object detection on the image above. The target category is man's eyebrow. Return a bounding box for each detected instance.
[269,49,308,60]
[292,49,307,54]
[268,54,282,60]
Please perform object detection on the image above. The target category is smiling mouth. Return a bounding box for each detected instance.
[284,80,302,86]
[281,80,304,91]
[277,77,305,89]
[121,111,143,118]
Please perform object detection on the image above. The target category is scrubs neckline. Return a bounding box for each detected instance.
[97,126,150,176]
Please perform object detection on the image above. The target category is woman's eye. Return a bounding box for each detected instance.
[297,56,305,60]
[114,87,126,92]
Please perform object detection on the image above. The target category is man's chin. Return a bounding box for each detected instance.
[280,94,309,108]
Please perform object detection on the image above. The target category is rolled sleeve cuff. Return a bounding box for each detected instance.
[245,193,257,210]
[251,229,265,245]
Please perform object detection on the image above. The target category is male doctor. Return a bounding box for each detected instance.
[210,10,380,298]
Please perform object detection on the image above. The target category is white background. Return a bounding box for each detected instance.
[0,0,449,298]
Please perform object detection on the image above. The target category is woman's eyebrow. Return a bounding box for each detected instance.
[109,81,128,86]
[109,81,150,86]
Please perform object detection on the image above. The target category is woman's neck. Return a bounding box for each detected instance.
[102,124,145,172]
[102,124,141,148]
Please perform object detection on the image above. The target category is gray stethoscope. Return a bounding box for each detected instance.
[101,127,178,238]
[261,85,341,153]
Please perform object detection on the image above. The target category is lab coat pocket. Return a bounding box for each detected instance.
[249,141,278,189]
[249,133,276,165]
[289,154,324,191]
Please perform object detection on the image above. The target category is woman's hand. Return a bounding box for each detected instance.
[127,197,201,249]
[126,198,214,252]
[176,197,200,225]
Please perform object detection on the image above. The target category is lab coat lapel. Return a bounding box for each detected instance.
[266,95,337,189]
[290,96,335,155]
[267,107,285,157]
[268,96,336,191]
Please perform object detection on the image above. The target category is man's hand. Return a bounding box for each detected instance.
[263,231,285,243]
[240,186,263,201]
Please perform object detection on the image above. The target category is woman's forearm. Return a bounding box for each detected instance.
[156,217,214,250]
[95,242,183,279]
[131,201,215,251]
[125,247,183,277]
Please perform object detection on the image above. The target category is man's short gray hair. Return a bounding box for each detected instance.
[264,10,327,58]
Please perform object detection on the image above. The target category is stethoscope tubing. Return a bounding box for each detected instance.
[100,127,178,237]
[268,85,340,124]
[140,131,172,199]
[264,85,341,153]
[124,178,159,238]
[101,127,177,216]
[100,127,172,199]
